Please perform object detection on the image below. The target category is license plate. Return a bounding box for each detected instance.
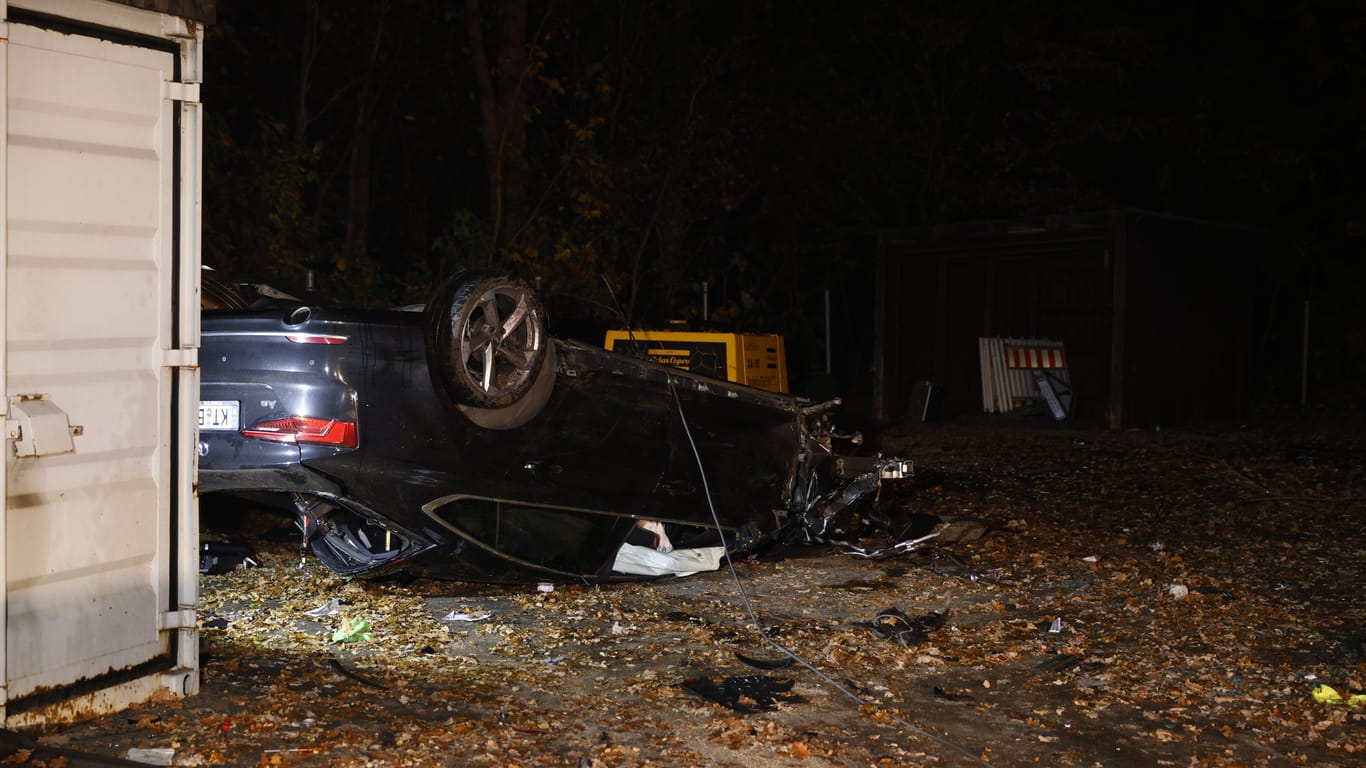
[199,400,240,431]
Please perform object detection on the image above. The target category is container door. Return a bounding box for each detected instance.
[2,19,193,717]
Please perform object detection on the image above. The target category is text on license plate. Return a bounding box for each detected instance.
[199,400,240,431]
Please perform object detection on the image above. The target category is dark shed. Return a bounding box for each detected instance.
[873,210,1267,430]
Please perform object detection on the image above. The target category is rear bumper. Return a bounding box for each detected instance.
[198,465,343,496]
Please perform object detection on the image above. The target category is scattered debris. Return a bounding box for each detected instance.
[836,515,1002,559]
[306,598,342,617]
[681,675,805,713]
[1312,684,1366,709]
[199,541,259,574]
[331,616,373,644]
[126,746,175,765]
[1168,584,1189,600]
[866,607,947,646]
[1048,616,1063,633]
[440,611,491,622]
[735,651,796,670]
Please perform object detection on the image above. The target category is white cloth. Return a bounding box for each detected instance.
[612,543,724,577]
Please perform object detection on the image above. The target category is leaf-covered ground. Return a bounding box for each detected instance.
[19,412,1366,766]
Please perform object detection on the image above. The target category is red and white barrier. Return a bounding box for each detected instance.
[978,337,1072,419]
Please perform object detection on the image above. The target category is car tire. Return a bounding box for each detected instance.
[456,341,557,430]
[426,271,554,427]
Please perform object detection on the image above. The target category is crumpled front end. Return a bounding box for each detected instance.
[778,399,905,535]
[782,399,985,558]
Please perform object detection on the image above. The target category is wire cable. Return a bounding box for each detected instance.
[665,376,991,766]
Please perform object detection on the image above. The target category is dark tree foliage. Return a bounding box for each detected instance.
[203,0,1366,397]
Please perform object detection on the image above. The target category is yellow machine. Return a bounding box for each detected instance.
[603,329,789,393]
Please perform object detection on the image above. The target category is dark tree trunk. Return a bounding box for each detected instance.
[466,0,529,258]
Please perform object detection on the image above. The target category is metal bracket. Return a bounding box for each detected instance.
[159,609,197,631]
[162,80,200,104]
[162,348,198,368]
[7,395,80,457]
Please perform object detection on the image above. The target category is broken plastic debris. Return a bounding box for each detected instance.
[681,675,805,714]
[441,611,491,622]
[199,541,259,575]
[537,581,555,593]
[735,651,795,670]
[1312,684,1341,705]
[126,747,175,766]
[1168,584,1189,600]
[1081,555,1098,563]
[306,598,341,617]
[1048,617,1063,633]
[1312,684,1366,708]
[867,607,947,646]
[837,515,1000,558]
[331,615,373,644]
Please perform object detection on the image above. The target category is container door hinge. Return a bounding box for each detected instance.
[163,80,200,104]
[160,609,197,631]
[163,348,198,368]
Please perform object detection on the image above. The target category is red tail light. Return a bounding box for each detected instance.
[243,416,358,447]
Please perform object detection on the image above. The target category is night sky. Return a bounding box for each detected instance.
[202,1,1366,402]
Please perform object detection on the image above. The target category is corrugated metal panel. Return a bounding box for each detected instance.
[2,0,201,723]
[5,20,172,702]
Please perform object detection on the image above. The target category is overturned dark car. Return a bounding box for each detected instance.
[198,271,918,583]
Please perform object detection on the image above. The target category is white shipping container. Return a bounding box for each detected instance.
[1,0,204,725]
